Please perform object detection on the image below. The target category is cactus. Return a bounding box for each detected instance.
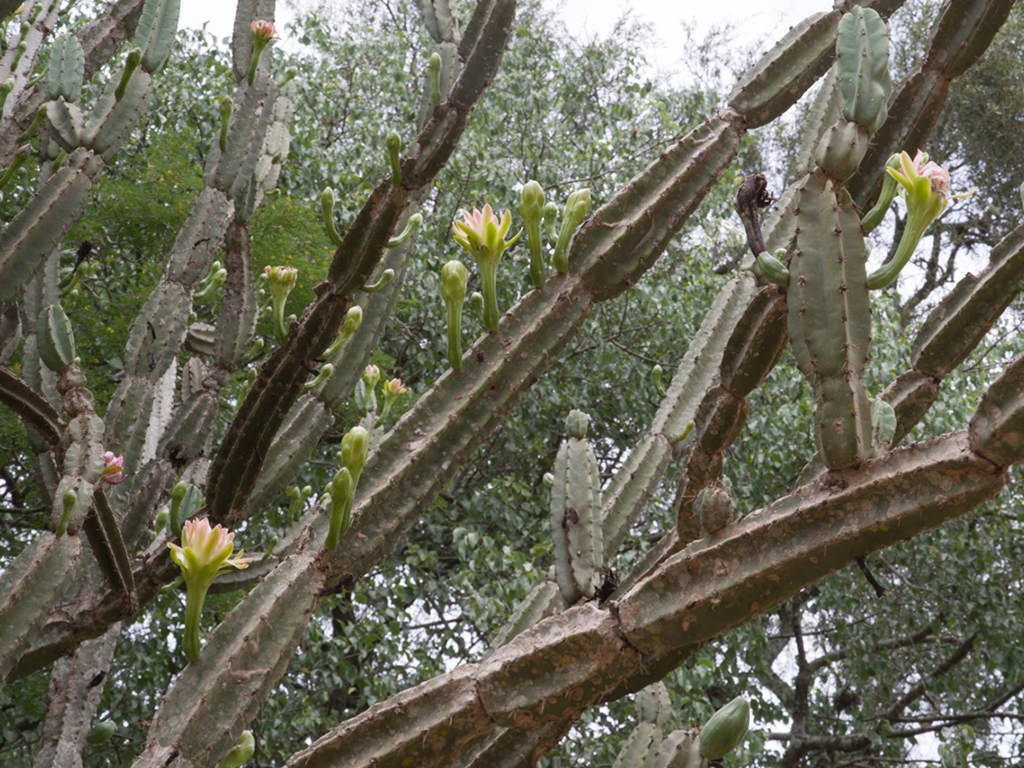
[549,409,603,603]
[45,34,84,102]
[2,2,1023,767]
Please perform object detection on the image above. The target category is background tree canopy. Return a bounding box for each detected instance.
[0,0,1022,766]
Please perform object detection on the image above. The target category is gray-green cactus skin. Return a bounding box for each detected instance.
[550,409,604,603]
[4,2,1024,767]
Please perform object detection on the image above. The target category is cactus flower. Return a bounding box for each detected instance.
[452,204,521,331]
[101,451,125,485]
[168,518,252,661]
[867,151,957,289]
[248,20,279,84]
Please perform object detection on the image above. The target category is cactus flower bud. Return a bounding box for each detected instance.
[101,451,125,485]
[387,130,402,185]
[341,425,370,481]
[362,364,380,390]
[325,426,371,550]
[381,378,409,419]
[552,188,591,273]
[520,180,547,288]
[440,259,469,370]
[264,265,298,343]
[168,518,252,661]
[452,204,522,331]
[324,305,363,360]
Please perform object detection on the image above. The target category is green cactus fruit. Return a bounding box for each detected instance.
[755,248,790,286]
[699,696,750,759]
[835,7,891,131]
[46,34,85,103]
[86,719,116,745]
[36,304,77,372]
[814,119,870,182]
[565,409,590,439]
[134,0,181,73]
[695,483,735,535]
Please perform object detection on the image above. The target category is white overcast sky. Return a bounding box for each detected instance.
[179,0,830,82]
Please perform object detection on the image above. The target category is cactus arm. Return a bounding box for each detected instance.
[132,548,325,767]
[878,221,1024,444]
[31,627,121,768]
[81,488,136,604]
[278,432,1004,768]
[0,532,81,679]
[204,0,517,525]
[969,351,1024,467]
[0,365,65,446]
[847,0,1014,208]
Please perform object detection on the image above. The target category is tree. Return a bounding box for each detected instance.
[0,0,1022,766]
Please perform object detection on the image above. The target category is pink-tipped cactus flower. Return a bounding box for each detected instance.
[452,204,522,331]
[250,20,279,44]
[168,518,252,661]
[886,150,950,222]
[101,451,125,485]
[248,20,280,84]
[452,204,516,257]
[868,150,964,290]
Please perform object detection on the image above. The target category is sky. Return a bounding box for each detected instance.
[179,0,832,82]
